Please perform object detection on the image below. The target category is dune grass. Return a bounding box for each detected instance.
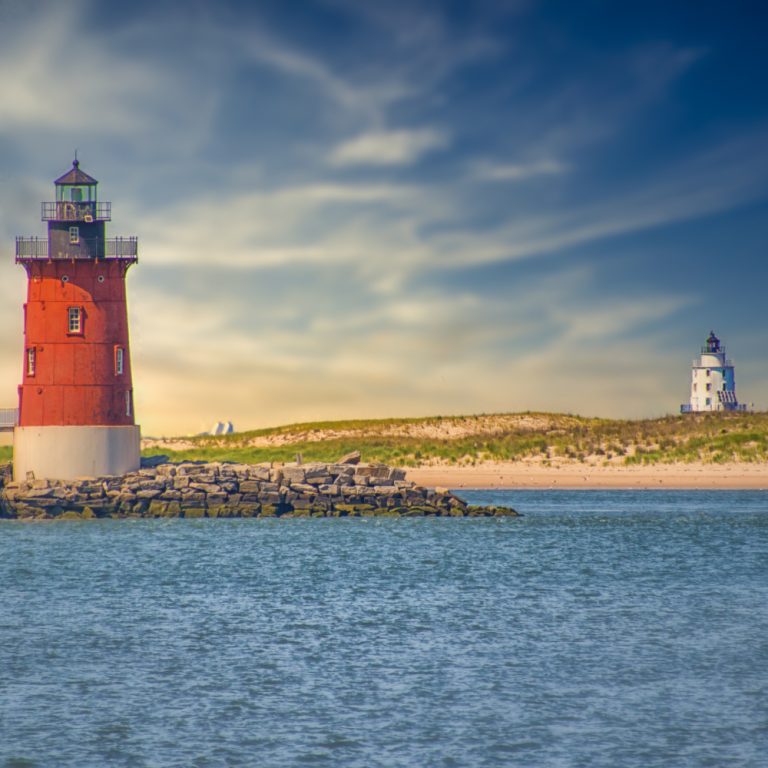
[4,412,765,467]
[141,411,768,466]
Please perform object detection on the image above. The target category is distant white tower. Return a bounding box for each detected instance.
[681,331,745,413]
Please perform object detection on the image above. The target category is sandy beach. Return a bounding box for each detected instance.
[405,461,768,490]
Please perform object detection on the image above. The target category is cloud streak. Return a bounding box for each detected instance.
[328,128,449,166]
[473,158,568,181]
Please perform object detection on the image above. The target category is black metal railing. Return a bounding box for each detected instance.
[15,237,138,261]
[0,408,18,430]
[105,237,138,258]
[41,201,111,222]
[15,237,48,258]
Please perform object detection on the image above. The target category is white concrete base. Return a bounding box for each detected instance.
[13,425,141,481]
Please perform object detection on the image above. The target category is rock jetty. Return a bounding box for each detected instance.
[0,457,518,520]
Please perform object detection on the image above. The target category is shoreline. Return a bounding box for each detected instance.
[405,461,768,490]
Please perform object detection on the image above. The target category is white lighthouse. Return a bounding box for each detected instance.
[681,331,745,413]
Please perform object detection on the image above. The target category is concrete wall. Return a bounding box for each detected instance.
[13,425,140,481]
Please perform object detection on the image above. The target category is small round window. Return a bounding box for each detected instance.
[61,275,70,283]
[97,275,105,283]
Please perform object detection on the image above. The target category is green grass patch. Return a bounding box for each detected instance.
[143,411,768,467]
[5,411,768,468]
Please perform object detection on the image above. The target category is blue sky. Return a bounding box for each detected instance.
[1,0,766,435]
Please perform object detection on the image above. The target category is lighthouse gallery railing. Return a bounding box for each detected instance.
[15,237,138,260]
[41,201,112,221]
[0,408,18,430]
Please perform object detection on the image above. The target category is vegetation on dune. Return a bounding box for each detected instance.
[5,413,764,468]
[140,411,768,466]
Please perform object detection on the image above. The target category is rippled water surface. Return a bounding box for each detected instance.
[1,490,767,767]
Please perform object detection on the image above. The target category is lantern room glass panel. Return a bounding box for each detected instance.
[56,184,96,203]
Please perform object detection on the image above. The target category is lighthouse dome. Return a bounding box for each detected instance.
[54,159,98,186]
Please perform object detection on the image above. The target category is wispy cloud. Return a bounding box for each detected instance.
[473,158,568,181]
[240,31,411,120]
[328,128,449,166]
[0,3,170,135]
[435,127,768,269]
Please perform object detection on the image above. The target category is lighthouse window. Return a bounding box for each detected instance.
[67,306,82,334]
[126,390,133,418]
[115,347,124,376]
[706,369,711,377]
[706,383,712,392]
[69,226,80,244]
[26,348,36,376]
[706,398,711,406]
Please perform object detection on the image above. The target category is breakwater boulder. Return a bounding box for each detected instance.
[0,459,518,520]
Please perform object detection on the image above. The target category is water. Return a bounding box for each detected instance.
[1,490,766,767]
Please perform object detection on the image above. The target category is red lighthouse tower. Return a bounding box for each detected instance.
[13,160,140,480]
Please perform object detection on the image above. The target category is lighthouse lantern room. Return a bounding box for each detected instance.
[13,160,140,480]
[680,331,746,414]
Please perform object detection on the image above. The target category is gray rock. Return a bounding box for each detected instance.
[354,465,390,480]
[26,488,54,498]
[328,464,356,476]
[342,485,370,497]
[373,486,399,495]
[282,467,306,483]
[269,469,283,484]
[291,482,319,494]
[136,489,162,499]
[0,459,492,520]
[189,482,221,493]
[304,464,330,479]
[250,466,272,481]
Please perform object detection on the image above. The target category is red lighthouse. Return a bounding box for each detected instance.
[13,160,140,480]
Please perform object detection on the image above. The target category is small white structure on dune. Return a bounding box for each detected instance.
[681,331,746,413]
[209,420,234,436]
